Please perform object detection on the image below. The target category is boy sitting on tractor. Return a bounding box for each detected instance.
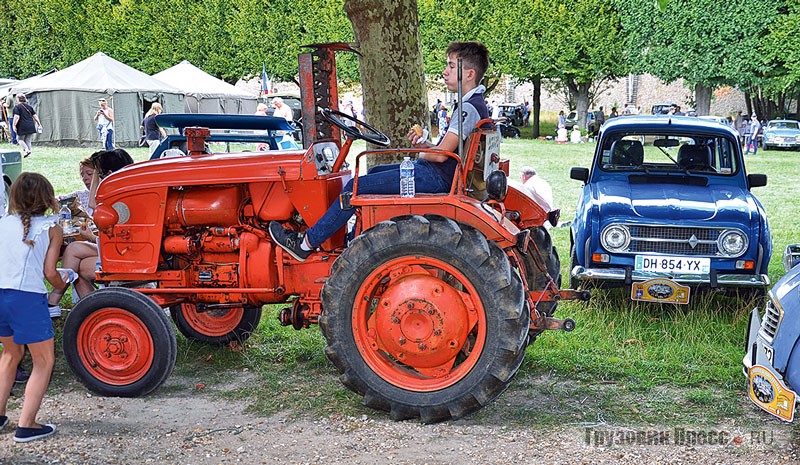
[269,41,490,261]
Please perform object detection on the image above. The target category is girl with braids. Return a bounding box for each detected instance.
[0,172,67,443]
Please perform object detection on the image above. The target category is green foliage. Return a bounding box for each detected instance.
[760,0,800,91]
[617,0,780,89]
[0,0,355,84]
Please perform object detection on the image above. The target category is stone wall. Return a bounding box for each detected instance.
[237,73,753,119]
[506,74,749,118]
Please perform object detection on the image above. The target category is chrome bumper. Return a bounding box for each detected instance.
[572,266,769,287]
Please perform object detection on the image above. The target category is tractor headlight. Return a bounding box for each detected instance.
[601,225,630,252]
[486,170,508,201]
[718,229,747,257]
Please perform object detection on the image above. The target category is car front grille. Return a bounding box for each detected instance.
[759,300,782,343]
[626,225,721,256]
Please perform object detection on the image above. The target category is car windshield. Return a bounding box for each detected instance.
[598,133,739,176]
[769,121,799,130]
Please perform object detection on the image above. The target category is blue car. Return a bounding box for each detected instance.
[743,244,800,422]
[569,116,771,304]
[761,119,800,151]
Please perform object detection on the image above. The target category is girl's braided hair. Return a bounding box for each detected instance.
[8,172,58,247]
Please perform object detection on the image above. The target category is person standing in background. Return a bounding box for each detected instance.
[12,94,42,158]
[271,97,293,122]
[3,89,16,145]
[93,98,114,151]
[745,114,761,155]
[140,103,166,157]
[436,102,449,143]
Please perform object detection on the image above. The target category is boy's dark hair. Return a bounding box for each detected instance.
[446,42,490,85]
[91,149,134,178]
[9,172,58,247]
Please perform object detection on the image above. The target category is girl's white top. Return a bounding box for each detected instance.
[0,214,58,293]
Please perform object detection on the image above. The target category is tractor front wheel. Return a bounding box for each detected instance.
[170,303,261,345]
[320,215,528,423]
[63,287,177,397]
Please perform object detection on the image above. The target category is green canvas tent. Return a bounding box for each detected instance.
[153,61,257,114]
[11,52,184,147]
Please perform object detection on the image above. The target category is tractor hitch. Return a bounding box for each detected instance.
[531,315,576,332]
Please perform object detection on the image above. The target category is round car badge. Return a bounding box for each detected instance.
[752,375,776,404]
[647,283,674,300]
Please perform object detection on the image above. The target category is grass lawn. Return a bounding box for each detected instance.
[3,135,799,427]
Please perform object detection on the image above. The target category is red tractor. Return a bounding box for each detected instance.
[62,44,587,422]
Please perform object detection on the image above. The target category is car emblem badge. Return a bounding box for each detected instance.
[688,235,698,249]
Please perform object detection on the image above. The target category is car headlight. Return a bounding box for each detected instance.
[601,225,631,252]
[717,229,747,257]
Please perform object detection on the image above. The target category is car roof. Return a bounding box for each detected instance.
[768,119,799,123]
[599,115,740,138]
[264,91,300,99]
[155,113,295,131]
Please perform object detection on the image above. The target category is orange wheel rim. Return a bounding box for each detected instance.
[353,256,486,392]
[180,304,244,337]
[77,308,155,386]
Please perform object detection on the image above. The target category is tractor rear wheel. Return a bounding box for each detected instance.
[170,303,261,345]
[63,287,177,397]
[320,215,528,423]
[522,227,561,344]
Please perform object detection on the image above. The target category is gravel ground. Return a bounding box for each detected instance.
[1,375,797,465]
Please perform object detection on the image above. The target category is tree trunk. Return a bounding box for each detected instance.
[744,91,752,117]
[694,83,712,116]
[568,81,591,134]
[344,0,427,166]
[532,76,541,138]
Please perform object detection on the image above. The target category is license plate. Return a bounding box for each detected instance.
[635,255,710,274]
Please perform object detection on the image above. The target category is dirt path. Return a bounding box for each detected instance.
[1,374,797,465]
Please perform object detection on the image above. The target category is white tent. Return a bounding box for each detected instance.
[153,61,257,114]
[11,52,184,147]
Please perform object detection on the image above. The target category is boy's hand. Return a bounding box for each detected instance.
[407,125,429,146]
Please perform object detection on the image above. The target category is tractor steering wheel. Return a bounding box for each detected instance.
[320,108,391,147]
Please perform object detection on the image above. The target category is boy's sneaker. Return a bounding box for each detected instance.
[15,366,30,384]
[268,222,312,262]
[48,305,62,319]
[13,424,57,443]
[0,415,8,431]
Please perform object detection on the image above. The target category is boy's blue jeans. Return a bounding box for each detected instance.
[305,159,450,248]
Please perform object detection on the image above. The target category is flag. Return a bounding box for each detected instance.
[261,64,271,95]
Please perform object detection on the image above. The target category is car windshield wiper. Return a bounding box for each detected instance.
[655,146,696,175]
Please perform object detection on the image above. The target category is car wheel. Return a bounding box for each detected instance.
[569,245,581,290]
